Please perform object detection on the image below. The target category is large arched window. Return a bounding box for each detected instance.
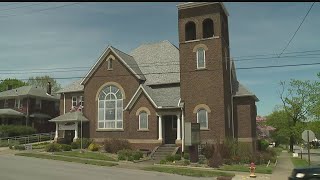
[197,109,208,129]
[139,111,148,130]
[203,18,214,38]
[185,21,196,41]
[98,85,123,129]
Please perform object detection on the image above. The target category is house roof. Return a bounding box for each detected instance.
[0,108,25,117]
[124,84,181,110]
[49,111,89,123]
[0,86,59,101]
[233,81,259,101]
[130,40,180,85]
[57,79,84,94]
[81,46,145,85]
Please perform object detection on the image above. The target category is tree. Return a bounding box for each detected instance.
[27,75,61,93]
[0,78,28,92]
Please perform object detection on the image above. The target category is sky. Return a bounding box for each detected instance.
[0,2,319,116]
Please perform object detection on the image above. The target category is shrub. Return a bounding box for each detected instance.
[118,154,126,160]
[128,156,134,161]
[117,149,143,161]
[104,138,131,153]
[60,144,72,151]
[183,153,190,160]
[14,145,26,150]
[174,154,181,161]
[45,143,61,152]
[159,159,167,164]
[165,155,175,162]
[88,143,100,151]
[201,144,214,159]
[71,142,79,149]
[260,140,269,151]
[132,151,143,160]
[208,143,223,168]
[183,160,190,166]
[0,125,36,137]
[75,138,92,149]
[198,158,205,164]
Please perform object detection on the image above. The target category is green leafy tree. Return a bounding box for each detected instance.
[0,78,28,92]
[27,75,61,93]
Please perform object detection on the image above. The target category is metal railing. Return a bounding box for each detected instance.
[0,132,55,145]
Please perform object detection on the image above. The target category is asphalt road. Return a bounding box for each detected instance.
[0,154,212,180]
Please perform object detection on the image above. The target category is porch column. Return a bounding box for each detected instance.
[158,116,162,140]
[73,122,78,141]
[177,114,181,140]
[54,123,58,140]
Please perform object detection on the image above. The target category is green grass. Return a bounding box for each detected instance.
[143,166,235,177]
[15,153,118,167]
[291,157,309,168]
[31,142,51,149]
[218,164,273,174]
[54,151,117,162]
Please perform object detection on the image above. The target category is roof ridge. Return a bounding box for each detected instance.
[110,46,134,58]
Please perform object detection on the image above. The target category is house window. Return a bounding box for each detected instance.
[197,48,206,69]
[4,99,8,108]
[107,59,113,70]
[185,21,196,41]
[197,109,208,129]
[15,99,21,109]
[139,111,148,130]
[72,96,77,109]
[203,18,214,38]
[98,85,123,129]
[36,99,42,109]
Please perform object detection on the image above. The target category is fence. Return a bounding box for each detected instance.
[0,132,55,145]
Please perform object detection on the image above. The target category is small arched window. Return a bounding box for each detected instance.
[203,18,214,38]
[139,111,148,130]
[107,59,113,70]
[197,109,208,129]
[197,48,205,69]
[185,21,196,41]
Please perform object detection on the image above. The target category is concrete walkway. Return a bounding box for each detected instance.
[270,151,294,180]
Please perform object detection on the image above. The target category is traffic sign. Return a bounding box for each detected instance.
[302,130,315,142]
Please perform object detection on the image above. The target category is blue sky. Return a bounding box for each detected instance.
[0,2,319,116]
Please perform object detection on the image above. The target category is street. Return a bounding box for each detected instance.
[0,154,213,180]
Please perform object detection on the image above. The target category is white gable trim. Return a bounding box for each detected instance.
[81,46,143,85]
[124,85,158,110]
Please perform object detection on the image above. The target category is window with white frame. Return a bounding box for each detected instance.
[4,99,8,108]
[139,111,148,130]
[36,98,42,109]
[197,109,208,129]
[107,59,113,70]
[98,85,123,129]
[15,99,21,109]
[79,96,84,111]
[72,96,77,109]
[197,48,205,69]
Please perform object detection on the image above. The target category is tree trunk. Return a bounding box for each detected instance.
[290,135,294,152]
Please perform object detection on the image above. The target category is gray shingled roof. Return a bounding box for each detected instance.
[49,111,89,122]
[0,86,59,100]
[143,84,180,108]
[130,40,180,85]
[0,108,25,117]
[111,47,145,80]
[232,81,259,101]
[57,79,84,94]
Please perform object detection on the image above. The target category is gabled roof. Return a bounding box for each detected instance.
[49,111,89,123]
[81,46,145,85]
[130,40,180,85]
[124,84,180,110]
[0,86,59,101]
[57,79,83,94]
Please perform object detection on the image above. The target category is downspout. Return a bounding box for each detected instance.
[230,59,234,138]
[63,93,66,114]
[26,96,29,127]
[181,106,185,153]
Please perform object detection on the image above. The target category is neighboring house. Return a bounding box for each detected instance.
[53,2,258,152]
[0,83,60,133]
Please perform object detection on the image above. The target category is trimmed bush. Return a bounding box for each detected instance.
[201,144,214,159]
[45,143,61,152]
[128,156,134,161]
[183,160,190,166]
[0,125,36,137]
[260,140,269,151]
[160,159,167,164]
[165,155,175,162]
[88,143,100,151]
[61,144,72,151]
[183,153,190,160]
[71,142,79,149]
[14,145,26,150]
[117,149,143,161]
[132,151,143,160]
[104,138,131,153]
[174,154,181,161]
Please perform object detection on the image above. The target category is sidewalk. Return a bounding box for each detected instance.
[270,151,294,180]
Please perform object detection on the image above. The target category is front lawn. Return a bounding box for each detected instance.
[291,157,309,167]
[54,151,117,162]
[143,166,235,177]
[218,164,273,174]
[15,153,118,167]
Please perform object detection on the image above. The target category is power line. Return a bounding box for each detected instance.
[0,2,44,12]
[0,2,81,19]
[0,3,22,7]
[278,2,315,57]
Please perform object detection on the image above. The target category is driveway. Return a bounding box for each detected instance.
[0,154,212,180]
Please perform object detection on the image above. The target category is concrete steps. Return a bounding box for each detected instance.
[151,144,177,160]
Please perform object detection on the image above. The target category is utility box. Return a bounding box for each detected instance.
[185,122,200,146]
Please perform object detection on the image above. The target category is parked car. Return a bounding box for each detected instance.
[289,167,320,179]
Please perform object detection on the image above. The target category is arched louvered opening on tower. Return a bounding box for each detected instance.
[203,18,214,38]
[185,21,196,41]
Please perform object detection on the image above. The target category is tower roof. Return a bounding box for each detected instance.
[177,2,229,16]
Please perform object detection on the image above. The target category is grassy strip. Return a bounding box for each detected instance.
[143,166,234,177]
[15,153,118,167]
[218,164,273,174]
[54,151,117,162]
[291,157,308,168]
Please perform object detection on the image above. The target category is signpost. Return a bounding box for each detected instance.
[302,130,315,166]
[185,122,200,163]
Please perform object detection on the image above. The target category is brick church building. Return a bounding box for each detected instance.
[52,2,258,152]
